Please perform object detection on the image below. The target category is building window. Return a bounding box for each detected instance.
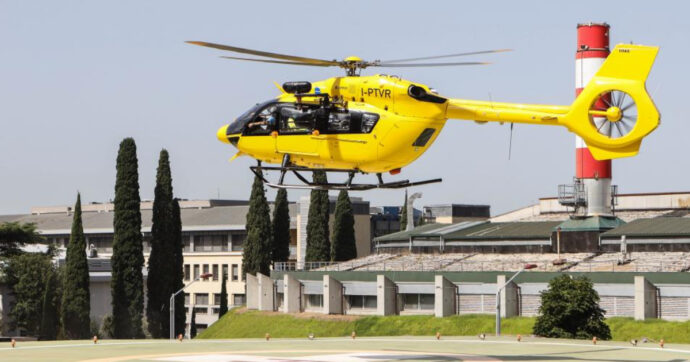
[184,265,190,281]
[214,293,221,306]
[194,234,228,252]
[402,294,434,311]
[212,265,219,281]
[231,233,245,251]
[203,264,209,280]
[195,293,209,305]
[183,234,191,252]
[348,295,377,309]
[88,235,114,253]
[305,294,323,310]
[212,307,220,315]
[193,265,200,280]
[231,264,239,281]
[184,293,190,305]
[193,307,207,315]
[222,264,229,279]
[233,294,246,305]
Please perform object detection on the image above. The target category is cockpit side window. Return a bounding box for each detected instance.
[243,102,278,136]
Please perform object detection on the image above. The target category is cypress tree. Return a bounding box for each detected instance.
[111,138,145,339]
[146,150,175,338]
[219,271,228,318]
[400,189,408,231]
[39,268,59,340]
[306,171,330,262]
[242,174,272,276]
[271,188,290,263]
[171,199,186,337]
[331,190,357,261]
[190,308,197,339]
[61,193,91,339]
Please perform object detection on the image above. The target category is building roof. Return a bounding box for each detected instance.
[601,218,690,239]
[0,203,300,235]
[374,221,560,242]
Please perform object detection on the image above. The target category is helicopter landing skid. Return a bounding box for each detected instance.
[249,165,442,191]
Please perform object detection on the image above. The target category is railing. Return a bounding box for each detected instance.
[558,182,586,207]
[275,258,690,273]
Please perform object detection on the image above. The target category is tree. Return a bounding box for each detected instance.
[61,193,91,339]
[242,174,272,276]
[306,171,330,261]
[331,190,357,261]
[3,252,53,336]
[219,271,229,318]
[171,199,186,337]
[111,137,145,339]
[147,150,175,338]
[400,189,408,231]
[533,275,611,340]
[0,222,43,258]
[190,308,197,339]
[39,268,59,340]
[271,188,291,263]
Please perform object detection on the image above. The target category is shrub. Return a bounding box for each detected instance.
[533,274,611,340]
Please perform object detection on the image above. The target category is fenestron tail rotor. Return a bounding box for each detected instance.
[186,41,508,76]
[589,90,638,139]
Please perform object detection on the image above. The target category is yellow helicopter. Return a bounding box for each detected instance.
[188,41,660,190]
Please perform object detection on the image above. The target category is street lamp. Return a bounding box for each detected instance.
[170,272,213,340]
[495,264,537,336]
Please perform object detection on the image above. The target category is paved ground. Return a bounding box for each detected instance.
[0,336,688,361]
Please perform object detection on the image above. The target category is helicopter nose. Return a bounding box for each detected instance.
[217,124,230,144]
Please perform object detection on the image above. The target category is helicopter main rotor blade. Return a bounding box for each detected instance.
[381,49,512,63]
[187,41,339,66]
[376,61,490,67]
[220,56,332,67]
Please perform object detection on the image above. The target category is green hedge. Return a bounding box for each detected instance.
[199,309,532,339]
[200,309,690,343]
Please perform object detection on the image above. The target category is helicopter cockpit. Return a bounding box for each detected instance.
[235,100,379,136]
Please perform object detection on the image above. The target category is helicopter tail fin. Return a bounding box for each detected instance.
[563,44,660,160]
[445,44,660,160]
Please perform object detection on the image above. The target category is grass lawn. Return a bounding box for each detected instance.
[200,308,690,343]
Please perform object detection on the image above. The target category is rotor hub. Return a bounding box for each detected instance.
[606,106,622,122]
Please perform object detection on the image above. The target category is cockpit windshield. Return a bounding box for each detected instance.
[227,99,277,135]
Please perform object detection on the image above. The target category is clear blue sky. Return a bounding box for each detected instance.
[1,1,687,215]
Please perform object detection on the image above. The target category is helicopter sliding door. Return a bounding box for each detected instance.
[275,105,320,157]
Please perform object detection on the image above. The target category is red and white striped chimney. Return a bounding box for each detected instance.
[575,23,612,216]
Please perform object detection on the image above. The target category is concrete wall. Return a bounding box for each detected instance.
[283,274,301,313]
[635,276,658,320]
[497,275,518,318]
[246,274,258,310]
[435,275,455,317]
[257,273,275,311]
[377,275,397,316]
[90,281,111,325]
[323,275,343,315]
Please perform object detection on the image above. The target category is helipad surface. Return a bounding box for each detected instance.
[1,336,688,362]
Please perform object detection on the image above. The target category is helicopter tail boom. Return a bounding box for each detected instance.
[445,44,660,160]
